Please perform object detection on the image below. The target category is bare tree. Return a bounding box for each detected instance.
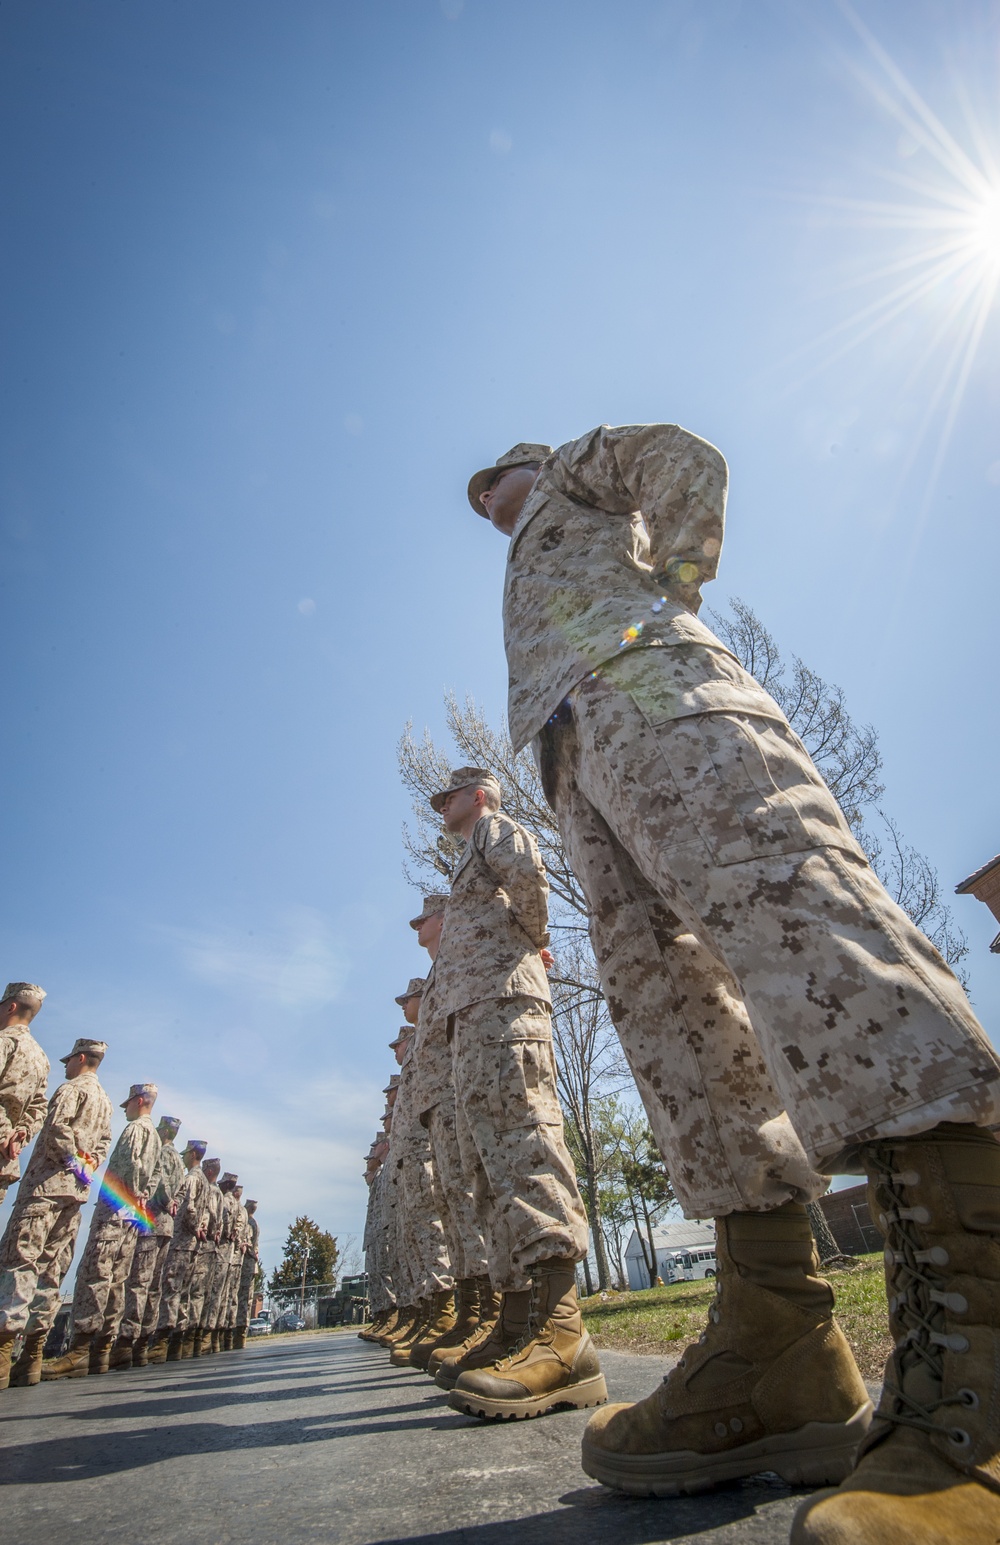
[707,598,968,977]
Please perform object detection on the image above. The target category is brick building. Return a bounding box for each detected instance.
[816,1184,881,1256]
[956,853,1000,954]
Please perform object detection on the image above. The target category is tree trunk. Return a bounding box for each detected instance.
[628,1193,653,1286]
[583,1148,612,1290]
[807,1200,840,1263]
[581,1253,594,1296]
[639,1195,658,1288]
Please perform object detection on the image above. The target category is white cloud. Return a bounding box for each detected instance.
[157,907,349,1009]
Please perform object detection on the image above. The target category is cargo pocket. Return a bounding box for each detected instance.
[486,1039,562,1133]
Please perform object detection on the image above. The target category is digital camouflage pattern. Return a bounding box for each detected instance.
[389,1042,453,1298]
[147,1136,187,1239]
[550,659,1000,1166]
[0,1023,50,1198]
[434,812,551,1015]
[0,1198,83,1333]
[157,1164,211,1331]
[0,1068,113,1332]
[13,1071,113,1202]
[236,1208,259,1326]
[537,733,826,1215]
[202,1188,240,1330]
[501,423,760,753]
[187,1178,224,1329]
[451,994,589,1289]
[412,964,488,1280]
[70,1112,162,1336]
[118,1134,188,1340]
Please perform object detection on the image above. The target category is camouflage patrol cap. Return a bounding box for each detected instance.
[246,1199,257,1208]
[120,1082,158,1110]
[2,981,46,1006]
[467,443,553,515]
[408,895,449,929]
[394,975,426,1006]
[383,1073,401,1093]
[157,1116,182,1138]
[429,766,501,814]
[221,1171,238,1186]
[203,1157,221,1173]
[60,1038,107,1065]
[184,1139,208,1156]
[389,1024,415,1050]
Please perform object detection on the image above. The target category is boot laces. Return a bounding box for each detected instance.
[497,1274,549,1365]
[869,1144,970,1446]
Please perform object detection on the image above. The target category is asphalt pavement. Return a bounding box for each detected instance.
[0,1329,836,1544]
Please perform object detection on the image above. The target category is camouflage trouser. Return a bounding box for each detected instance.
[71,1205,143,1337]
[0,1198,83,1334]
[201,1244,233,1330]
[536,651,1000,1202]
[423,1098,489,1281]
[236,1255,257,1326]
[119,1231,171,1341]
[451,995,590,1291]
[224,1252,244,1326]
[157,1237,200,1331]
[187,1244,216,1330]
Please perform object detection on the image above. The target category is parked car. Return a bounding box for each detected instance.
[248,1316,272,1336]
[274,1313,306,1332]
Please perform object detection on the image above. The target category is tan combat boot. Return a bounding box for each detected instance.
[0,1331,16,1390]
[435,1286,530,1391]
[133,1336,149,1367]
[369,1307,398,1343]
[164,1330,184,1362]
[9,1329,47,1387]
[180,1327,196,1359]
[89,1334,113,1374]
[408,1289,458,1371]
[223,1328,234,1350]
[109,1339,134,1370]
[792,1122,1000,1545]
[430,1280,501,1381]
[380,1305,417,1346]
[582,1203,872,1494]
[449,1258,608,1420]
[233,1327,247,1350]
[422,1279,480,1372]
[389,1301,432,1366]
[41,1332,93,1381]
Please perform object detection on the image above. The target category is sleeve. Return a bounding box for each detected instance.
[90,1099,113,1170]
[22,1068,50,1142]
[0,1038,15,1144]
[178,1175,200,1235]
[478,818,550,948]
[42,1084,84,1165]
[548,423,727,614]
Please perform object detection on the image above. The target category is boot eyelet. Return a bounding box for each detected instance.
[948,1428,971,1449]
[730,1417,743,1433]
[957,1388,980,1411]
[714,1422,727,1437]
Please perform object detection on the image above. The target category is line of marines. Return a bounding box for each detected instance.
[0,982,260,1389]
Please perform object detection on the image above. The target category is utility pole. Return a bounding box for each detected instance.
[300,1245,311,1323]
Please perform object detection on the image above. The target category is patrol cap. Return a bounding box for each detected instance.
[204,1156,221,1170]
[246,1199,258,1208]
[467,442,553,515]
[2,981,46,1006]
[157,1116,182,1137]
[60,1038,107,1065]
[408,895,449,929]
[234,1185,244,1196]
[184,1139,208,1156]
[120,1082,158,1110]
[389,1025,415,1050]
[429,766,501,814]
[383,1073,401,1093]
[221,1171,238,1185]
[394,975,426,1006]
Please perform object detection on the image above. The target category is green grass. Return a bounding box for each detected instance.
[581,1253,891,1381]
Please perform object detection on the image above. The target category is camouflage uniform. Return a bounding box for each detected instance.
[387,1042,453,1301]
[497,423,1000,1200]
[0,1067,113,1334]
[157,1159,211,1332]
[119,1131,186,1341]
[0,1022,50,1211]
[412,965,489,1280]
[202,1181,239,1333]
[236,1206,259,1326]
[188,1173,223,1331]
[71,1111,161,1337]
[434,805,590,1289]
[224,1196,248,1329]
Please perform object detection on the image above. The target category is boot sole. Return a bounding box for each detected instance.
[580,1399,874,1496]
[449,1373,609,1421]
[40,1368,90,1381]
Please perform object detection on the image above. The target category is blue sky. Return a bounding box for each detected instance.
[2,0,998,1278]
